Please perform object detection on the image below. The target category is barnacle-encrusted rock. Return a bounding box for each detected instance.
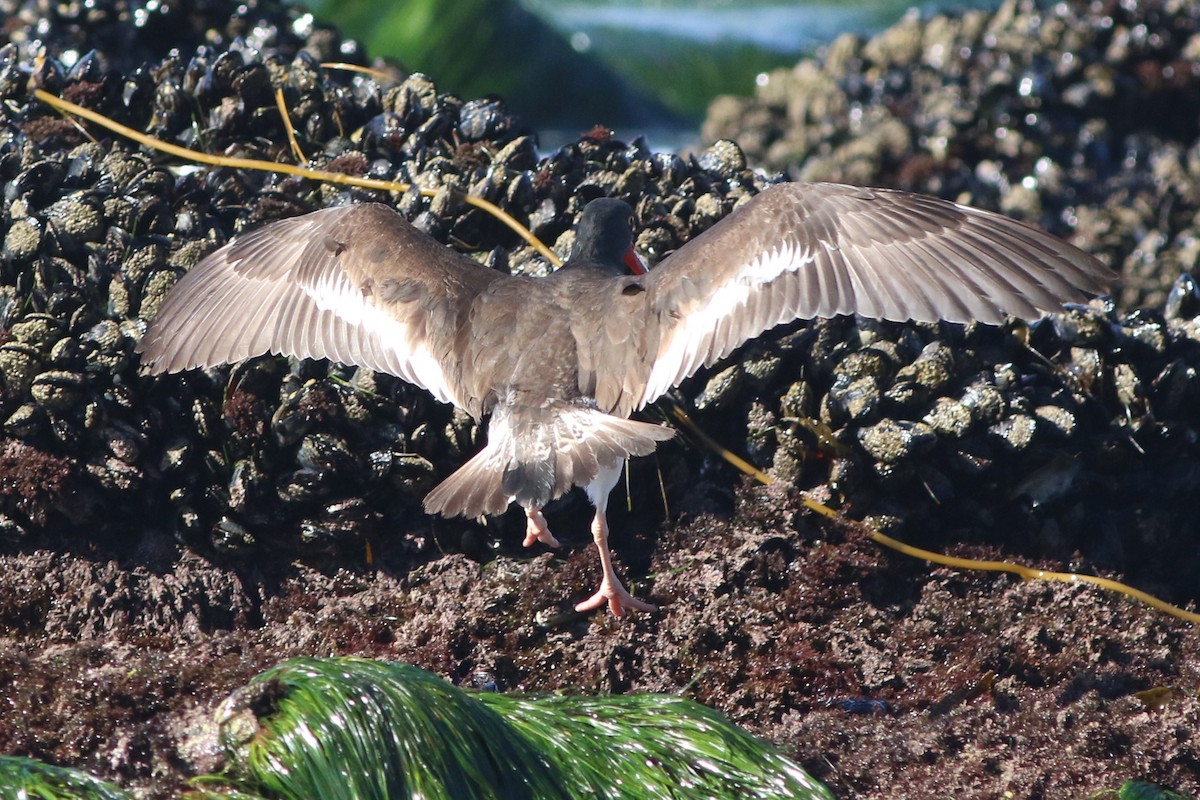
[3,217,41,261]
[0,0,1193,623]
[923,398,973,439]
[0,343,42,395]
[30,370,87,413]
[858,419,937,464]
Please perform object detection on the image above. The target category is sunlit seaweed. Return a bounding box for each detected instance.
[212,657,832,800]
[1112,781,1196,800]
[0,756,130,800]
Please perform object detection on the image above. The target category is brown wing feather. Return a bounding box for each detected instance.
[612,182,1113,411]
[561,273,656,416]
[137,203,504,409]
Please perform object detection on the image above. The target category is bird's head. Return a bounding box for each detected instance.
[570,198,647,275]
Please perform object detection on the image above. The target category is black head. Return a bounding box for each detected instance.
[569,198,636,273]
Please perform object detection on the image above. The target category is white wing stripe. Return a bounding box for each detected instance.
[301,271,458,405]
[641,242,809,406]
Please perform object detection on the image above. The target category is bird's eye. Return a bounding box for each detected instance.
[622,282,645,296]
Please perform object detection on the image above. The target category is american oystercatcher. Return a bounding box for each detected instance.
[138,182,1114,615]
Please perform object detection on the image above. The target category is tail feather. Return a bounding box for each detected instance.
[423,444,510,519]
[422,403,674,519]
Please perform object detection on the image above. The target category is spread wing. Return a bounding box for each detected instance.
[618,182,1115,411]
[137,203,504,409]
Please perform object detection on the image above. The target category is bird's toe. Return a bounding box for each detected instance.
[575,578,656,617]
[523,508,560,548]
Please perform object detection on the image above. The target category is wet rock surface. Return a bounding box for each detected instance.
[0,0,1198,797]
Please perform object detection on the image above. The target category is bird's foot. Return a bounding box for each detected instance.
[522,508,560,548]
[575,575,657,617]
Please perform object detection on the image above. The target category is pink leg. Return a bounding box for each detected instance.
[522,507,560,548]
[574,508,656,616]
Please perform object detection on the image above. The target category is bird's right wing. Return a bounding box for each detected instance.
[137,203,504,408]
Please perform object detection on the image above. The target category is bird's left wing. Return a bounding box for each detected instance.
[137,203,505,408]
[627,182,1114,409]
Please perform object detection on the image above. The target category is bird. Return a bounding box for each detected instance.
[137,181,1114,616]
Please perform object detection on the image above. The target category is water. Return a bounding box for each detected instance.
[526,0,1000,53]
[532,3,887,53]
[315,0,1004,152]
[523,0,1002,150]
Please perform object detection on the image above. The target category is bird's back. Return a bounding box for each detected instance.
[457,274,583,415]
[420,266,672,516]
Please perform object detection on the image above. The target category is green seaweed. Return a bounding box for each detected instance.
[0,756,130,800]
[223,658,564,800]
[1117,781,1196,800]
[184,790,269,800]
[480,690,829,798]
[216,657,832,800]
